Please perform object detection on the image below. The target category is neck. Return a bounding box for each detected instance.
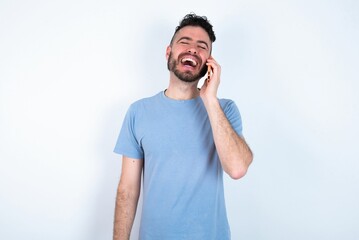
[165,75,200,100]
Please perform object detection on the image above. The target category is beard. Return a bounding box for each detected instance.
[167,52,207,83]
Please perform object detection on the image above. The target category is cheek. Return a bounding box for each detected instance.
[169,49,181,59]
[200,56,209,66]
[200,52,211,62]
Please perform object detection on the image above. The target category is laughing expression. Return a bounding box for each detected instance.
[167,26,211,82]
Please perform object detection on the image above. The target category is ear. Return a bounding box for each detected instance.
[165,45,171,60]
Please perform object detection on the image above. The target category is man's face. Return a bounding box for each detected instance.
[166,26,212,82]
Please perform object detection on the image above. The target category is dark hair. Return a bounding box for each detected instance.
[170,13,216,44]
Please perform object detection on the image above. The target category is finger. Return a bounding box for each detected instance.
[207,65,212,81]
[206,61,220,78]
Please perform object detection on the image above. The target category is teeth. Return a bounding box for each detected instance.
[181,58,197,66]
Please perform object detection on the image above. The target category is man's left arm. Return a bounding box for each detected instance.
[200,57,253,179]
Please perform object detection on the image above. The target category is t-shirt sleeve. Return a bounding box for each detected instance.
[113,104,144,159]
[222,100,243,137]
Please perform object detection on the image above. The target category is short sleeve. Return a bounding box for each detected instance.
[221,100,243,137]
[113,104,144,159]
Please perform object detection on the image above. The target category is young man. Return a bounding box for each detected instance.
[113,13,253,240]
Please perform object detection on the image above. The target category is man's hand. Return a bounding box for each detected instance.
[199,56,253,179]
[200,56,221,102]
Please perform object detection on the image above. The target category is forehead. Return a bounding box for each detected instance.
[173,26,211,44]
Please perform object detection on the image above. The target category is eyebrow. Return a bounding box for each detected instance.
[177,37,209,49]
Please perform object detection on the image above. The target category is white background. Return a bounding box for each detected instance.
[1,0,358,239]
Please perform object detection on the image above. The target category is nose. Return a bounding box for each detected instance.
[187,46,197,54]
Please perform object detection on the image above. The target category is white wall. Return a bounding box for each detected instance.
[1,0,358,239]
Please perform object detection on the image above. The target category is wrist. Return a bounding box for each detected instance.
[202,95,219,107]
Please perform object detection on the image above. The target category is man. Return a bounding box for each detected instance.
[113,13,253,240]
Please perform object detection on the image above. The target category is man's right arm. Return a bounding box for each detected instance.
[113,156,143,240]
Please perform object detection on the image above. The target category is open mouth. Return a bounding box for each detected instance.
[181,57,198,67]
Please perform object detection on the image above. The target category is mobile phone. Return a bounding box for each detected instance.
[207,65,212,81]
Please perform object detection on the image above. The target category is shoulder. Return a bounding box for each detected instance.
[128,92,162,112]
[219,98,238,111]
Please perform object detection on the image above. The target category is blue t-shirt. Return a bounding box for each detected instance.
[114,91,243,240]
